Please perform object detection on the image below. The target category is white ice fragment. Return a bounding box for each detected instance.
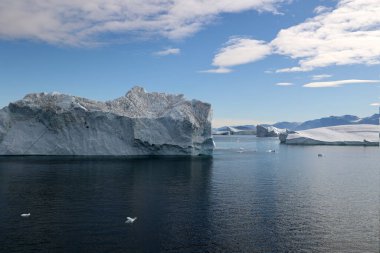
[125,217,137,224]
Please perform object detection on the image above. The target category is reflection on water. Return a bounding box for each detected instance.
[0,157,213,252]
[0,136,379,252]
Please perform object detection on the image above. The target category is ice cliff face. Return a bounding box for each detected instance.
[0,87,214,156]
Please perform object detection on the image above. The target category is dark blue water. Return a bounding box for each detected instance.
[0,136,379,252]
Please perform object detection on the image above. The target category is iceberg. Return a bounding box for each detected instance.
[0,87,214,156]
[280,124,379,146]
[213,126,256,135]
[256,125,287,137]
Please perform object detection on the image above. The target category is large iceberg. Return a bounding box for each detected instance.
[0,87,214,156]
[280,124,379,146]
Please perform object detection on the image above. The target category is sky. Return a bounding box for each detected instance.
[0,0,379,127]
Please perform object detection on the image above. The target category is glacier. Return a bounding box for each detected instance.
[0,87,214,156]
[280,124,379,146]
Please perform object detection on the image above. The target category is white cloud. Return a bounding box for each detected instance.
[275,82,294,86]
[154,48,180,56]
[272,0,380,72]
[0,0,286,46]
[370,102,380,106]
[208,0,380,73]
[200,67,232,74]
[201,37,272,73]
[213,38,272,67]
[276,66,310,73]
[311,74,332,80]
[313,6,332,14]
[303,79,380,88]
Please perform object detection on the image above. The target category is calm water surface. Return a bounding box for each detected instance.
[0,136,379,252]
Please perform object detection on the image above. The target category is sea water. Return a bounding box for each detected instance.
[0,136,379,252]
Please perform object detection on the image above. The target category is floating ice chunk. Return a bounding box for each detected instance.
[125,217,137,224]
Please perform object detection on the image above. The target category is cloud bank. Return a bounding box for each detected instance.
[206,0,380,73]
[0,0,286,46]
[273,0,380,72]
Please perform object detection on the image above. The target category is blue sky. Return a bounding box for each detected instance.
[0,0,379,126]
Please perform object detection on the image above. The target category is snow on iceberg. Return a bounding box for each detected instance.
[280,124,379,146]
[0,87,214,156]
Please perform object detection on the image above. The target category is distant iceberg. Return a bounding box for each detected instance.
[256,125,288,137]
[280,124,379,146]
[0,87,214,156]
[212,125,256,135]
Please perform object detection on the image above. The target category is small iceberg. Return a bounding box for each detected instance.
[125,217,137,224]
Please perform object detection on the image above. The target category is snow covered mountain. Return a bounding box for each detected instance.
[214,114,379,135]
[273,114,379,131]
